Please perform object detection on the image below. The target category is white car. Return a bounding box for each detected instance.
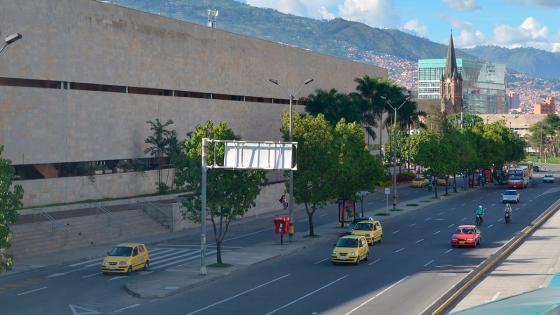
[543,174,555,183]
[502,190,520,204]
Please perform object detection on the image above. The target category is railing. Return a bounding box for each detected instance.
[38,209,70,244]
[95,204,123,236]
[139,201,174,232]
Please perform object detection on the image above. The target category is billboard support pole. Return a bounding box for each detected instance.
[200,138,208,275]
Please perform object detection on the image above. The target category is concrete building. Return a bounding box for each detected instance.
[0,0,387,207]
[478,114,546,137]
[533,96,556,114]
[507,91,520,110]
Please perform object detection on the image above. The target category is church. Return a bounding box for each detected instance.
[440,34,463,114]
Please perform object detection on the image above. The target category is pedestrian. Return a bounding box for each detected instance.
[279,194,288,210]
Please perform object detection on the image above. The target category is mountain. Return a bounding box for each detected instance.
[107,0,470,61]
[465,46,560,80]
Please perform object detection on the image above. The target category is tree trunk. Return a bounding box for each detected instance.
[216,240,223,264]
[379,123,383,157]
[444,179,449,195]
[453,175,457,193]
[305,203,315,237]
[434,182,438,199]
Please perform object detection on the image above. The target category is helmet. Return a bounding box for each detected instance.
[478,205,483,209]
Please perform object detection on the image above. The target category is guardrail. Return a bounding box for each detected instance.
[139,201,174,232]
[422,198,560,315]
[37,209,71,244]
[94,204,123,236]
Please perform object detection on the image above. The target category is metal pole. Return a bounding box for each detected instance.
[200,138,208,275]
[0,44,8,56]
[288,94,295,242]
[392,107,397,210]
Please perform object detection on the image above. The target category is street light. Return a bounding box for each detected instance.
[381,92,411,210]
[0,33,22,55]
[268,77,314,242]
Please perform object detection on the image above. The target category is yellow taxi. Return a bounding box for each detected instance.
[437,176,450,186]
[351,220,383,245]
[411,175,429,188]
[331,235,369,265]
[102,243,150,274]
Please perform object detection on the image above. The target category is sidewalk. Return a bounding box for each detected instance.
[450,188,560,313]
[125,186,480,299]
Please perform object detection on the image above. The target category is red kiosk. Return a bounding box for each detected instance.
[274,215,291,245]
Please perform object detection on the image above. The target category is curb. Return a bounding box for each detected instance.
[421,197,560,315]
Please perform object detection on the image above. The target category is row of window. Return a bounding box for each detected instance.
[0,77,300,105]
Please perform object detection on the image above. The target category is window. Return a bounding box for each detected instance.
[0,77,61,89]
[174,90,211,99]
[128,86,172,96]
[70,82,126,93]
[133,247,138,256]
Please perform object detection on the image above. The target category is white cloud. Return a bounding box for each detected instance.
[338,0,400,28]
[445,16,486,47]
[244,0,339,20]
[493,17,550,48]
[403,19,429,37]
[443,0,480,11]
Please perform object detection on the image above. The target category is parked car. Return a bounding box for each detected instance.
[102,243,150,274]
[543,174,555,183]
[502,190,520,204]
[533,165,540,172]
[411,175,429,188]
[351,220,383,245]
[331,235,369,265]
[451,225,481,248]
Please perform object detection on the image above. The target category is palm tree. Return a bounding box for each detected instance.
[354,76,386,153]
[145,118,175,193]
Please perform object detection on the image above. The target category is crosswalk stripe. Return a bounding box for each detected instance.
[152,250,202,266]
[148,249,194,261]
[69,257,103,267]
[82,248,179,268]
[68,248,173,268]
[153,250,217,270]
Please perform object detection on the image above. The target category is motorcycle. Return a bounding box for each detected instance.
[505,211,512,224]
[475,215,483,226]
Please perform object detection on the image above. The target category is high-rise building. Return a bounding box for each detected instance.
[418,50,507,114]
[440,34,463,113]
[507,91,520,110]
[533,96,556,114]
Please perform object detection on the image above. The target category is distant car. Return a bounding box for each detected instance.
[331,235,369,265]
[347,217,374,234]
[533,165,540,172]
[411,175,429,188]
[102,243,150,274]
[451,225,481,248]
[502,190,520,204]
[351,220,383,245]
[437,176,450,186]
[543,174,555,183]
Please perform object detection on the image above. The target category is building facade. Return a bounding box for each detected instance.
[0,0,387,206]
[440,34,463,114]
[507,91,520,110]
[418,58,507,114]
[533,96,556,114]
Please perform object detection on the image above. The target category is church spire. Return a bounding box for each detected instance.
[444,33,460,80]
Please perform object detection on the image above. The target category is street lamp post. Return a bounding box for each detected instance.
[382,94,410,210]
[0,33,22,55]
[268,78,314,242]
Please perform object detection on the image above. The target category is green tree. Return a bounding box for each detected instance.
[304,89,363,126]
[0,145,23,272]
[282,113,336,236]
[145,119,175,194]
[412,130,452,198]
[175,121,266,264]
[332,119,384,220]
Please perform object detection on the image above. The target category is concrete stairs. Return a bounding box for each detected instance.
[10,209,168,260]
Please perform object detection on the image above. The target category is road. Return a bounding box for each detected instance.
[0,177,557,315]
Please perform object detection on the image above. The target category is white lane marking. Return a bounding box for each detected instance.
[424,260,435,267]
[461,217,467,221]
[156,250,217,270]
[343,276,409,315]
[69,304,101,315]
[139,271,153,276]
[450,207,456,210]
[368,258,381,266]
[17,286,48,296]
[48,269,83,278]
[437,211,445,216]
[82,272,102,279]
[182,274,291,315]
[392,230,400,235]
[319,214,328,218]
[461,203,466,206]
[448,224,455,228]
[69,257,103,267]
[424,217,432,221]
[498,218,503,222]
[264,275,349,315]
[367,202,373,205]
[444,249,453,254]
[152,250,201,266]
[409,223,416,227]
[491,203,496,206]
[109,276,128,281]
[224,228,271,242]
[394,248,405,253]
[488,224,494,228]
[109,304,141,314]
[313,258,329,265]
[149,249,195,262]
[416,239,425,244]
[433,230,441,235]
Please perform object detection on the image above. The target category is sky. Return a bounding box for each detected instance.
[233,0,560,52]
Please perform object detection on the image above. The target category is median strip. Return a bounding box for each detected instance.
[343,276,409,315]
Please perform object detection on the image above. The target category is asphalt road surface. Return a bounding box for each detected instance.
[1,177,558,315]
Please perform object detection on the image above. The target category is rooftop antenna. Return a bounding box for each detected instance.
[208,9,219,28]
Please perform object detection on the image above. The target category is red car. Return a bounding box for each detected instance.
[451,225,481,248]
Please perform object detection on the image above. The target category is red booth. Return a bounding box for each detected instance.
[274,215,290,245]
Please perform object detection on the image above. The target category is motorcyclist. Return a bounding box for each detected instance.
[474,205,485,225]
[504,203,512,223]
